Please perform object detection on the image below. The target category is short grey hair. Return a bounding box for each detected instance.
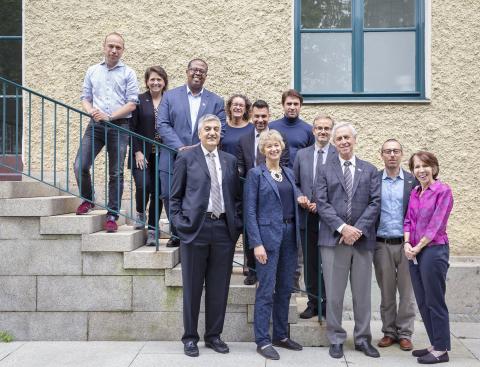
[331,121,357,140]
[258,130,285,155]
[313,114,335,128]
[197,114,221,132]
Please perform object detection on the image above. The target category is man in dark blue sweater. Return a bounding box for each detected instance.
[269,89,315,168]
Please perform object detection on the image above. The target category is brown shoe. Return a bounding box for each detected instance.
[399,338,413,351]
[377,336,396,348]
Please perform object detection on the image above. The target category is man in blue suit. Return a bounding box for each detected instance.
[170,114,242,358]
[314,122,381,359]
[156,58,226,247]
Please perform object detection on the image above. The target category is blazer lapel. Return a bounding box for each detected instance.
[403,170,414,215]
[262,165,281,200]
[306,145,315,185]
[219,151,227,181]
[351,159,364,196]
[333,159,347,193]
[193,91,209,134]
[181,86,193,132]
[194,145,211,178]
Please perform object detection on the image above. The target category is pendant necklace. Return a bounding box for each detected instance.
[270,168,283,182]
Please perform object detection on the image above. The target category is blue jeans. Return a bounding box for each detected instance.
[74,120,129,218]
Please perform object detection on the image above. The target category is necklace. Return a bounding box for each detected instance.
[270,168,283,182]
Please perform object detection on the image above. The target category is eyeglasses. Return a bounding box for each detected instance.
[314,126,331,131]
[188,68,207,76]
[382,149,402,155]
[232,103,245,108]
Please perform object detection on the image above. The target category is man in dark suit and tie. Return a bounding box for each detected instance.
[170,114,242,358]
[294,115,337,319]
[236,99,289,285]
[157,58,226,247]
[314,122,381,359]
[374,139,417,352]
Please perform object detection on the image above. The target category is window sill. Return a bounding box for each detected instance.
[303,98,431,104]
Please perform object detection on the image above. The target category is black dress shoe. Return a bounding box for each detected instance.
[329,344,343,358]
[412,348,431,357]
[184,341,199,357]
[418,352,449,364]
[257,345,280,360]
[355,340,380,358]
[299,305,318,319]
[205,337,229,354]
[166,237,180,248]
[243,273,257,285]
[273,338,303,351]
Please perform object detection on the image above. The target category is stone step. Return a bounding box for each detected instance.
[0,195,81,217]
[82,225,146,252]
[0,181,61,199]
[123,244,179,269]
[40,210,126,235]
[290,318,328,347]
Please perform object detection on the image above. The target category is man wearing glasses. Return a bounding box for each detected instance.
[157,58,226,247]
[374,139,417,352]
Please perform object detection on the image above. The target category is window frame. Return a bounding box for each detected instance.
[294,0,426,102]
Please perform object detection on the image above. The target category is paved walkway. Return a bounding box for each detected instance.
[0,321,479,367]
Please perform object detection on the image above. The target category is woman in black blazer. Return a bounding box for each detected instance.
[130,66,168,245]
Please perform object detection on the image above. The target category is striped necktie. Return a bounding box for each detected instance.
[344,161,353,224]
[206,152,223,217]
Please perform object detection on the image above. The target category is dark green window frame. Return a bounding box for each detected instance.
[294,0,426,102]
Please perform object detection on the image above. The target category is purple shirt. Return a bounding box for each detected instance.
[403,180,453,246]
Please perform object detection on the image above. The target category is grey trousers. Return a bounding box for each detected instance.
[373,241,416,340]
[321,245,373,345]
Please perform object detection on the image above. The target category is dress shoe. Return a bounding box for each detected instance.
[412,348,431,357]
[184,341,199,357]
[205,337,229,354]
[257,345,280,360]
[418,352,449,364]
[299,305,318,319]
[166,237,180,247]
[399,338,413,351]
[273,338,303,351]
[329,344,343,359]
[355,340,380,358]
[243,273,257,285]
[378,335,396,347]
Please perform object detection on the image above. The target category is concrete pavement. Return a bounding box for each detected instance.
[0,320,479,367]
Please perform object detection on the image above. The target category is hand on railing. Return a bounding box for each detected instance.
[134,151,148,170]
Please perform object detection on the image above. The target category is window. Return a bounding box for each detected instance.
[0,0,22,155]
[294,0,426,101]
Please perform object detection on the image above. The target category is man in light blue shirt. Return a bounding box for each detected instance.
[374,139,417,352]
[74,32,139,232]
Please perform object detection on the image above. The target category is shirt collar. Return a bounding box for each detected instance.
[414,179,441,194]
[100,59,124,69]
[315,142,330,154]
[339,155,356,168]
[201,144,218,157]
[186,85,204,97]
[255,127,268,136]
[382,168,404,180]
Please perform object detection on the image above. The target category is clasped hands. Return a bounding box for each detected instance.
[339,225,362,246]
[90,108,109,123]
[404,242,420,260]
[297,196,317,213]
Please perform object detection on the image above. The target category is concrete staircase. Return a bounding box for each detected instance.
[0,181,327,343]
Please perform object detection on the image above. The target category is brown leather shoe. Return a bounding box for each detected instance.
[377,336,396,347]
[399,338,413,351]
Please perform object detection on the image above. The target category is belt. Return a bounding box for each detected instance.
[110,118,130,125]
[376,236,403,245]
[283,218,294,224]
[206,212,226,220]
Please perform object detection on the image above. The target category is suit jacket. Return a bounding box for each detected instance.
[156,85,226,175]
[236,129,290,178]
[376,168,417,231]
[130,91,157,155]
[170,145,242,245]
[293,144,337,230]
[245,164,301,251]
[314,155,381,251]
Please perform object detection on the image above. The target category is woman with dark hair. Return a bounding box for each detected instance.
[404,151,453,364]
[130,66,168,245]
[221,94,254,155]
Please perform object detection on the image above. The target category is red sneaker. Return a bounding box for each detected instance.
[76,201,95,215]
[104,215,118,233]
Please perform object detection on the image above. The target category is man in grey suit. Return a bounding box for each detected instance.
[294,115,336,319]
[157,58,226,247]
[314,122,381,359]
[374,139,416,351]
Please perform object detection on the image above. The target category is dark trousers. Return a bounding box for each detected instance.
[243,233,256,276]
[409,245,450,351]
[180,217,235,343]
[132,153,163,227]
[300,212,326,315]
[74,120,129,218]
[161,166,178,239]
[254,223,297,347]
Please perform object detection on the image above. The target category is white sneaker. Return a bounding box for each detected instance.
[146,230,157,246]
[134,212,146,230]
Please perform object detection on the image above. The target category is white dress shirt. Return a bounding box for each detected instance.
[313,142,331,179]
[253,127,267,166]
[201,144,225,213]
[187,86,203,134]
[337,155,357,234]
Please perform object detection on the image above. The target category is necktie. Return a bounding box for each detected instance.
[314,149,323,181]
[255,133,262,166]
[344,161,353,224]
[206,152,223,217]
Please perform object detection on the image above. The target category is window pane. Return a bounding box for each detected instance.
[0,0,22,36]
[301,0,351,29]
[0,41,22,84]
[364,32,416,92]
[364,0,415,28]
[301,33,352,93]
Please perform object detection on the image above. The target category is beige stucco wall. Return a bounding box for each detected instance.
[23,0,480,254]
